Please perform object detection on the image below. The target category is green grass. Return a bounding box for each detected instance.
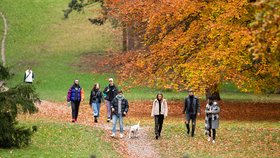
[0,120,120,158]
[0,0,121,101]
[150,119,280,158]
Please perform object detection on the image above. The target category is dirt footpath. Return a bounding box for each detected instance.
[27,100,280,158]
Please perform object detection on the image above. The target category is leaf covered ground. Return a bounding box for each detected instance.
[12,100,280,158]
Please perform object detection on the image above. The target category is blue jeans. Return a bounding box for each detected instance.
[105,100,111,119]
[112,114,124,134]
[92,102,100,117]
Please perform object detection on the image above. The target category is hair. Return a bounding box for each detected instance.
[118,90,123,94]
[93,83,100,91]
[156,92,163,100]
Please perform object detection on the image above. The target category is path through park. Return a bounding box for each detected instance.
[25,100,280,158]
[31,101,160,158]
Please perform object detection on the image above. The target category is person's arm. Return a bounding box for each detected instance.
[101,91,104,103]
[67,88,71,102]
[197,98,201,114]
[151,100,155,117]
[124,100,129,114]
[111,98,116,111]
[32,73,35,80]
[103,87,108,95]
[23,73,26,82]
[212,103,220,114]
[205,104,211,114]
[183,98,187,114]
[89,90,92,105]
[164,100,168,117]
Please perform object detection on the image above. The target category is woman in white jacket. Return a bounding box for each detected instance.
[151,92,168,139]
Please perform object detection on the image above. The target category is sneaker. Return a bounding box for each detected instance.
[110,133,116,138]
[120,133,124,139]
[208,137,211,142]
[107,119,111,123]
[155,135,159,140]
[71,119,75,123]
[212,140,216,144]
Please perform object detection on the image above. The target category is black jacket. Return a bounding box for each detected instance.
[89,89,103,104]
[111,96,129,116]
[183,96,200,114]
[103,85,118,101]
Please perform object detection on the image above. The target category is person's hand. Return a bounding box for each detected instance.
[123,112,127,115]
[197,113,201,116]
[112,108,115,112]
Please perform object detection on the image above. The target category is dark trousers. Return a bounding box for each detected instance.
[185,114,197,136]
[154,115,164,136]
[208,118,216,140]
[71,101,80,120]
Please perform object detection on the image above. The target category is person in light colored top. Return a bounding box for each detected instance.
[24,67,34,84]
[151,92,168,139]
[205,97,220,144]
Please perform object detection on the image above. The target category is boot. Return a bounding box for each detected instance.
[94,116,98,123]
[191,125,195,137]
[186,123,190,135]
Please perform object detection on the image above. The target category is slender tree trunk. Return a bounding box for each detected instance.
[127,26,135,51]
[122,25,128,52]
[0,12,7,66]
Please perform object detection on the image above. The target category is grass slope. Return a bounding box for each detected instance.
[0,0,121,101]
[0,120,120,158]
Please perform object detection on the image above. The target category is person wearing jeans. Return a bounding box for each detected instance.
[67,80,84,123]
[110,91,129,138]
[89,83,103,123]
[205,97,220,143]
[103,78,118,122]
[183,89,200,137]
[151,92,168,139]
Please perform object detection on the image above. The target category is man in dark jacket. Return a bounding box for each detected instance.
[103,78,118,122]
[110,91,129,138]
[183,89,200,137]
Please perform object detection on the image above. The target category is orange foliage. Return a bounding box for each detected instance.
[103,0,279,94]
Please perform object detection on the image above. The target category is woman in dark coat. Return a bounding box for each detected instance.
[89,83,103,123]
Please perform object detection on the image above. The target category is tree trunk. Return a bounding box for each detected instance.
[205,84,221,100]
[122,25,128,52]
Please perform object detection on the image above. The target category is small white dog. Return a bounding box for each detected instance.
[128,121,140,139]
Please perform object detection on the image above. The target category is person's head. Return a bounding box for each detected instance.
[157,92,163,101]
[74,79,79,85]
[109,78,114,86]
[118,90,123,97]
[188,89,194,96]
[93,83,100,90]
[27,67,31,71]
[208,97,214,105]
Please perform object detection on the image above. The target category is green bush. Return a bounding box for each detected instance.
[0,66,39,148]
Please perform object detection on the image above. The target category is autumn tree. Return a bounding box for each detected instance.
[65,0,279,96]
[0,66,39,148]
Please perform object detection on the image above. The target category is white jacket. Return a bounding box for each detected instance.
[24,70,34,83]
[151,99,168,117]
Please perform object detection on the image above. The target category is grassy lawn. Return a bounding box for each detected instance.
[149,119,280,158]
[0,120,120,158]
[0,0,121,101]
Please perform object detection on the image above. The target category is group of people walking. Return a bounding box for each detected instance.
[66,78,220,143]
